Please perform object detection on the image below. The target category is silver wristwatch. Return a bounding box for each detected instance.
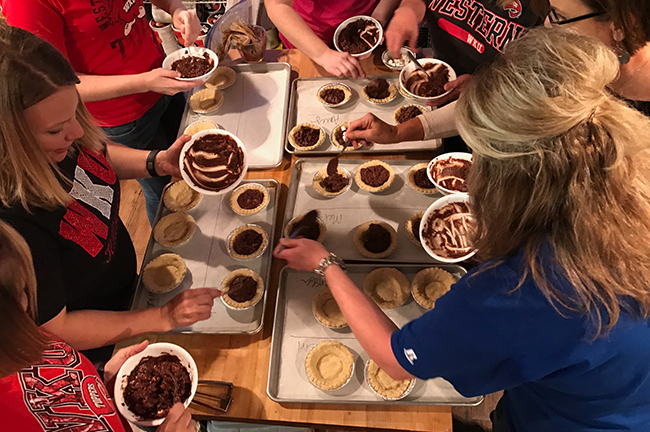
[314,252,346,276]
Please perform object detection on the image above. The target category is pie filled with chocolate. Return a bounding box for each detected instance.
[331,122,355,150]
[354,221,397,259]
[288,123,325,150]
[337,18,379,54]
[394,105,426,124]
[124,354,191,420]
[362,78,397,103]
[405,211,424,246]
[230,183,270,215]
[355,160,395,193]
[171,52,214,78]
[284,213,327,243]
[405,62,450,97]
[317,85,351,106]
[362,267,409,309]
[430,156,472,192]
[221,268,264,309]
[228,224,268,260]
[422,201,474,259]
[313,167,350,196]
[407,163,437,194]
[183,133,245,193]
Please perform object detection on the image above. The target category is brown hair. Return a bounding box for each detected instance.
[0,221,48,377]
[580,0,650,54]
[0,22,104,212]
[456,27,650,335]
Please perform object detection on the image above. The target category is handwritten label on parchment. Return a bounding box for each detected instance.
[311,114,340,125]
[321,213,344,225]
[300,276,327,288]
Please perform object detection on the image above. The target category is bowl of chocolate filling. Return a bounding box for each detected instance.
[420,193,476,263]
[427,152,473,195]
[179,129,247,195]
[399,58,456,102]
[334,15,383,59]
[114,343,198,426]
[163,46,218,82]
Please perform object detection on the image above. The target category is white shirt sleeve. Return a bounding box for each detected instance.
[417,100,459,140]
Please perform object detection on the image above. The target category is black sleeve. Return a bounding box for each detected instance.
[2,217,66,324]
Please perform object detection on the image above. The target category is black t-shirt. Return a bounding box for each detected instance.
[628,99,650,117]
[0,146,136,324]
[425,0,541,76]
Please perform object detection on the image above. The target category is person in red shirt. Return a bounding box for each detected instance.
[0,220,198,432]
[2,0,203,224]
[266,0,402,78]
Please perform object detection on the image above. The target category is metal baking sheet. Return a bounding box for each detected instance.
[267,264,482,406]
[180,62,291,169]
[130,179,279,334]
[285,158,444,263]
[285,75,442,155]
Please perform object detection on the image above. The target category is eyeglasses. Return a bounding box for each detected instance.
[546,8,604,26]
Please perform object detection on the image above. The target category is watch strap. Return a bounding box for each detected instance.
[314,252,346,276]
[146,149,161,177]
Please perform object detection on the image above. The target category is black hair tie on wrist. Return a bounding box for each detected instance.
[146,149,161,177]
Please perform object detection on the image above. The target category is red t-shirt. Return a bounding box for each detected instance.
[2,0,164,127]
[279,0,380,49]
[0,340,129,432]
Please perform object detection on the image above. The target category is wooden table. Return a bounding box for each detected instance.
[128,49,452,432]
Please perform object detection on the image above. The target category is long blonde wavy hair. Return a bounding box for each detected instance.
[0,22,105,212]
[456,27,650,335]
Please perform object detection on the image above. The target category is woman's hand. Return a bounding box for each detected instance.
[273,238,330,271]
[385,6,420,58]
[162,288,221,330]
[157,403,198,432]
[314,49,366,79]
[103,340,149,391]
[345,113,399,146]
[156,135,190,177]
[142,68,203,96]
[426,74,473,107]
[173,9,201,46]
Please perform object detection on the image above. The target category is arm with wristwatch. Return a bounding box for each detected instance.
[274,237,414,381]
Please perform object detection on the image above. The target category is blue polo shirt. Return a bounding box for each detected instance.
[391,249,650,431]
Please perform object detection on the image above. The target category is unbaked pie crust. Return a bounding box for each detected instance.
[183,120,216,136]
[164,180,203,212]
[366,359,414,400]
[305,341,354,391]
[229,183,270,216]
[405,211,425,246]
[312,288,347,328]
[220,268,265,309]
[288,123,326,151]
[354,160,395,193]
[362,267,410,309]
[411,267,455,309]
[204,66,236,90]
[153,213,196,247]
[142,253,187,293]
[354,221,397,259]
[189,88,224,113]
[227,224,269,260]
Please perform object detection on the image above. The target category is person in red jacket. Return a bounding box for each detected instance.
[0,220,198,432]
[1,0,203,224]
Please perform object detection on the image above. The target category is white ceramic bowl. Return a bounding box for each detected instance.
[113,343,198,427]
[179,128,248,196]
[162,46,219,82]
[399,58,457,102]
[427,152,473,195]
[420,193,476,263]
[333,15,383,59]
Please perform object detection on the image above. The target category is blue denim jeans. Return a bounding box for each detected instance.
[102,93,186,224]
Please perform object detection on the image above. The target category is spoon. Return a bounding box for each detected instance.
[276,210,319,253]
[404,50,430,78]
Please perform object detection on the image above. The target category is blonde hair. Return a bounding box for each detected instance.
[0,221,48,377]
[457,27,650,335]
[0,22,105,212]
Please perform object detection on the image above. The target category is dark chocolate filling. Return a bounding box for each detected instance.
[413,168,435,189]
[338,18,379,54]
[171,52,213,78]
[295,126,320,147]
[362,223,392,253]
[228,275,258,302]
[365,78,390,99]
[405,63,450,97]
[360,165,390,187]
[123,354,191,420]
[411,217,422,241]
[320,172,348,192]
[397,106,423,123]
[233,229,264,255]
[237,189,264,209]
[320,88,345,104]
[183,133,244,192]
[292,218,320,240]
